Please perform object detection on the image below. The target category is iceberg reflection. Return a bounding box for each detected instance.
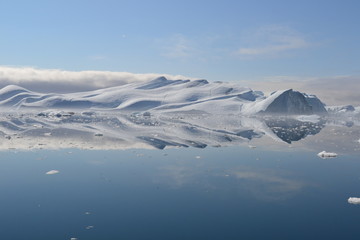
[0,111,357,150]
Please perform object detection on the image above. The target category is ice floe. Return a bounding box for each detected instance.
[348,197,360,204]
[45,170,59,175]
[317,151,338,158]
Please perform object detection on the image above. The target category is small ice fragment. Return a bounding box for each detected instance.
[195,156,201,159]
[317,151,337,158]
[86,225,94,230]
[70,238,78,240]
[45,170,59,175]
[82,111,95,116]
[143,112,151,117]
[348,197,360,204]
[85,211,91,215]
[296,115,320,123]
[248,145,256,149]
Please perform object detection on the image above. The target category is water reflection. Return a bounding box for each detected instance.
[0,113,359,239]
[230,169,304,201]
[0,112,358,151]
[265,118,325,143]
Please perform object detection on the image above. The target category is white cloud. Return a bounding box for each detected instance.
[231,169,304,201]
[236,25,309,56]
[161,34,195,59]
[0,66,192,93]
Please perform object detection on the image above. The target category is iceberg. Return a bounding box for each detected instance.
[0,77,330,116]
[302,93,327,113]
[327,105,355,113]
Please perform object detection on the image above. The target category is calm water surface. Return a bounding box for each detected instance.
[0,115,359,239]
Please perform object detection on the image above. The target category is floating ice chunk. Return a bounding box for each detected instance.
[296,115,321,123]
[82,111,95,116]
[348,197,360,204]
[143,111,151,117]
[70,238,78,240]
[45,170,59,175]
[317,151,337,158]
[86,225,94,230]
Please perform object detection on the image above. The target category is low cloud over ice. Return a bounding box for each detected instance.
[0,66,192,93]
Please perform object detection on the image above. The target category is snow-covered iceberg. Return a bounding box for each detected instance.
[242,89,326,115]
[0,77,328,115]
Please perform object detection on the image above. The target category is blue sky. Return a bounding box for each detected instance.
[0,0,359,103]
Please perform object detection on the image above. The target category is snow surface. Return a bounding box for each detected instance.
[0,77,327,115]
[241,90,288,115]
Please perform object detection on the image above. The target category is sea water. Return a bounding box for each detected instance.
[0,115,359,240]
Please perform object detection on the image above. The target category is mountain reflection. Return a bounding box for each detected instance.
[0,111,354,150]
[265,118,326,144]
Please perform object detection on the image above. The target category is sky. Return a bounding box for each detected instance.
[0,0,359,104]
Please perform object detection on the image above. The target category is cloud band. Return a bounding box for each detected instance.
[0,66,192,93]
